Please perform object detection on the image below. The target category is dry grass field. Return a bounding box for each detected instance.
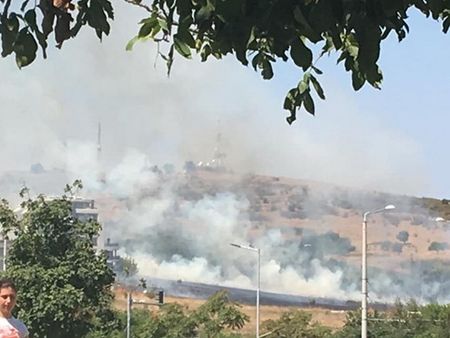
[113,287,348,335]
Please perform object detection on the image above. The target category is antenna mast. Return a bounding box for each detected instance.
[97,122,102,162]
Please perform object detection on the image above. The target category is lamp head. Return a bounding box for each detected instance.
[384,204,395,210]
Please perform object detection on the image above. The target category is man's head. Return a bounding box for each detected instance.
[0,278,17,318]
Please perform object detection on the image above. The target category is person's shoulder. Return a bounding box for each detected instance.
[0,316,12,326]
[9,317,28,335]
[10,316,25,325]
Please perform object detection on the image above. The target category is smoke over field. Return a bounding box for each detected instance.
[48,148,446,304]
[1,143,449,304]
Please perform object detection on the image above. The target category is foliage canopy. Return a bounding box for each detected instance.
[96,290,249,338]
[0,186,116,338]
[1,0,449,122]
[335,301,450,338]
[262,310,332,337]
[396,230,409,244]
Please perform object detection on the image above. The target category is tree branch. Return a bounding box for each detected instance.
[123,0,152,13]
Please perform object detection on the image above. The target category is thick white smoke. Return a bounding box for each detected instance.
[1,138,449,303]
[0,2,448,304]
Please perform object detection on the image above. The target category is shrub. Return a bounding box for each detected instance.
[428,242,449,252]
[396,231,409,244]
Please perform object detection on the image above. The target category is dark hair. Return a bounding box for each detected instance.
[0,278,16,292]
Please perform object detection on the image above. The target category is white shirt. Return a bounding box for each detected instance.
[0,317,28,338]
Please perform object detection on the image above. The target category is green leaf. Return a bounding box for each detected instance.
[216,0,241,22]
[283,88,299,110]
[251,52,262,71]
[366,65,383,89]
[98,0,114,19]
[290,37,312,71]
[310,75,325,100]
[246,26,256,48]
[125,35,140,51]
[1,15,19,57]
[286,113,297,125]
[24,10,38,31]
[303,91,315,115]
[351,69,365,91]
[311,65,323,74]
[321,35,334,56]
[336,50,347,64]
[200,43,212,61]
[6,14,20,32]
[298,80,309,94]
[196,0,215,22]
[330,30,343,50]
[176,27,195,48]
[443,16,450,33]
[20,0,31,11]
[359,35,380,66]
[345,34,359,58]
[138,20,156,38]
[157,17,169,33]
[166,44,174,75]
[55,13,71,46]
[174,35,192,58]
[261,59,273,79]
[86,0,113,39]
[24,10,47,58]
[293,6,321,42]
[14,29,38,68]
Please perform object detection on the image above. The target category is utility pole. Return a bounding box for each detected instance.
[361,213,368,338]
[126,291,131,338]
[126,287,164,338]
[361,205,395,338]
[230,243,260,338]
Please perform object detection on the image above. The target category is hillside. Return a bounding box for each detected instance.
[177,170,450,262]
[2,167,449,303]
[93,168,450,304]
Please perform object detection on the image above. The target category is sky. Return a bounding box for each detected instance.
[0,4,449,199]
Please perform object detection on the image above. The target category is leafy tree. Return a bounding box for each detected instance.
[335,308,399,338]
[0,186,117,338]
[334,300,450,338]
[116,256,139,278]
[396,230,409,244]
[261,310,332,338]
[1,1,449,122]
[115,304,199,338]
[96,290,249,338]
[194,290,249,337]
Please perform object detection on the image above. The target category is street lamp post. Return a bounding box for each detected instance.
[230,243,260,338]
[361,204,395,338]
[126,291,131,338]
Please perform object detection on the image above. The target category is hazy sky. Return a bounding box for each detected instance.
[0,4,448,198]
